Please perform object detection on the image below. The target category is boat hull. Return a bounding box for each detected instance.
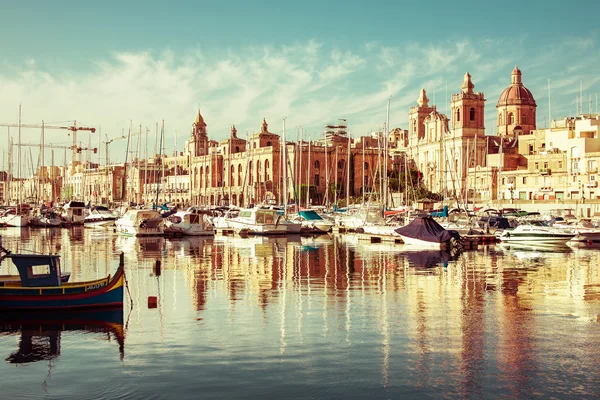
[399,235,447,250]
[0,215,29,227]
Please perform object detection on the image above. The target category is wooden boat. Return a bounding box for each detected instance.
[0,249,124,310]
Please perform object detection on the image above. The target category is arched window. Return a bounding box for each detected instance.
[314,160,320,169]
[230,165,235,186]
[456,109,461,122]
[256,160,261,183]
[364,162,369,170]
[238,164,243,186]
[199,167,203,187]
[266,141,271,147]
[498,114,503,125]
[338,160,344,170]
[235,146,239,153]
[265,159,270,181]
[469,107,475,121]
[509,113,514,125]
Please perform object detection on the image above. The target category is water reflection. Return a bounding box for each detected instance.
[0,309,125,364]
[0,229,599,398]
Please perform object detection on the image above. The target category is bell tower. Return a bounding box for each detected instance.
[408,89,434,144]
[189,109,208,156]
[450,72,486,138]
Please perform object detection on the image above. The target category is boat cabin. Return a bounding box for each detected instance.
[5,254,69,287]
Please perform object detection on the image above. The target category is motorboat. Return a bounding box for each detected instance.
[224,207,287,235]
[0,205,31,227]
[29,210,63,228]
[394,216,462,250]
[115,209,164,236]
[291,209,334,233]
[61,201,86,225]
[164,206,215,236]
[84,205,118,228]
[497,221,576,244]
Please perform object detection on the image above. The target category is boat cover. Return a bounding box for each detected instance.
[394,216,455,243]
[298,210,323,221]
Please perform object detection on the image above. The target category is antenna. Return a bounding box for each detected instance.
[580,80,583,115]
[548,78,551,127]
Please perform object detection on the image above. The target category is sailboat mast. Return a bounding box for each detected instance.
[324,127,329,208]
[41,121,45,203]
[154,120,164,208]
[333,145,338,207]
[385,98,390,209]
[18,105,21,208]
[346,131,350,209]
[282,118,288,213]
[298,126,302,208]
[306,139,311,207]
[362,137,365,205]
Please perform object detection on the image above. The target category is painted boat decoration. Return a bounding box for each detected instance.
[0,247,125,311]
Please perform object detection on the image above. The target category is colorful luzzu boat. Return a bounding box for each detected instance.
[0,247,124,311]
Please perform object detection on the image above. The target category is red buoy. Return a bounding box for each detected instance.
[148,296,158,308]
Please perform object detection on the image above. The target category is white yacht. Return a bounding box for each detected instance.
[84,205,118,228]
[164,206,215,236]
[115,209,164,236]
[224,207,287,235]
[498,221,576,244]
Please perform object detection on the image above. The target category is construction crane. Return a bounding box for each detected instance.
[0,121,96,168]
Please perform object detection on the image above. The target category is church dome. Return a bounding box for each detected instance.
[497,67,536,107]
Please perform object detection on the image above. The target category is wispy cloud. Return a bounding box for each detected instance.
[0,35,599,165]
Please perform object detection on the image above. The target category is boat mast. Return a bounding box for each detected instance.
[282,118,288,215]
[306,138,311,207]
[333,145,338,207]
[346,131,351,209]
[324,126,329,208]
[154,120,164,208]
[362,137,365,205]
[385,97,390,209]
[17,105,22,209]
[298,126,302,209]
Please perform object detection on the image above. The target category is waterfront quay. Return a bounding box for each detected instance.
[0,227,598,398]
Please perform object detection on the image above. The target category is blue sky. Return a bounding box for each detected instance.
[1,0,599,168]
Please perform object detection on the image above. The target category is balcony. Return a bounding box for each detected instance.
[586,181,598,188]
[539,168,551,175]
[539,187,553,192]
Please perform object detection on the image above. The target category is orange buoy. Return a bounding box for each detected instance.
[148,296,158,308]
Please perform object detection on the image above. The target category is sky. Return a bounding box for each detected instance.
[1,0,599,172]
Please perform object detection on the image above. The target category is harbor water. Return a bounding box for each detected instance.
[0,227,599,399]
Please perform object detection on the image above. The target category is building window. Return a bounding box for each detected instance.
[535,162,539,169]
[412,119,417,133]
[469,108,475,121]
[529,144,534,155]
[508,113,514,124]
[266,141,271,147]
[456,109,461,122]
[523,177,527,184]
[337,161,344,170]
[543,162,548,169]
[235,146,239,153]
[314,160,320,169]
[558,161,563,169]
[498,114,503,125]
[364,162,369,170]
[314,174,320,187]
[522,114,527,124]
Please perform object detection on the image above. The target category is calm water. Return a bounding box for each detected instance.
[0,227,599,399]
